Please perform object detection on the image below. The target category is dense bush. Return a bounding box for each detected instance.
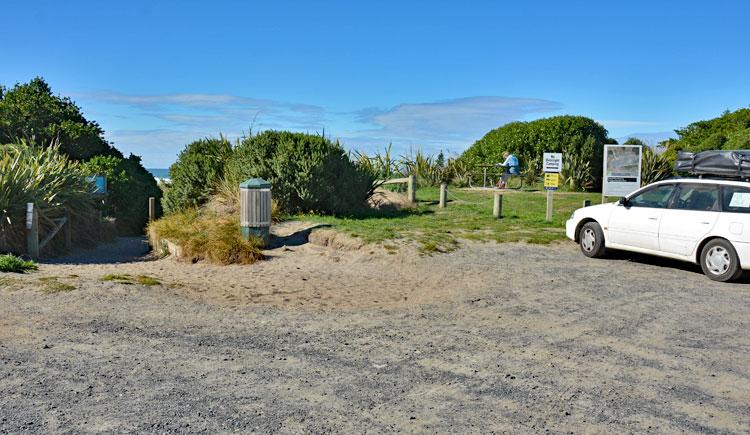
[459,116,610,190]
[0,77,160,236]
[225,131,376,215]
[663,108,750,164]
[85,154,163,234]
[0,77,116,160]
[161,137,232,214]
[0,142,98,254]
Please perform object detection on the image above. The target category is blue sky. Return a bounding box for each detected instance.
[2,0,749,167]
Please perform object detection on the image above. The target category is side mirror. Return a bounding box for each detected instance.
[618,197,629,207]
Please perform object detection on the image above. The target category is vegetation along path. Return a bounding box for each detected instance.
[1,237,749,432]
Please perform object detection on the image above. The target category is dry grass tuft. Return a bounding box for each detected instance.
[148,210,264,265]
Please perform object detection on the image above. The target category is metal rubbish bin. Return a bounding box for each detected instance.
[240,178,272,244]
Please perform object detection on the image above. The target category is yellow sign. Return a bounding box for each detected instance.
[544,173,559,189]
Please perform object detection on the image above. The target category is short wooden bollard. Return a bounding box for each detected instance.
[148,197,156,222]
[439,183,447,208]
[583,199,591,208]
[493,193,503,219]
[407,175,417,204]
[26,203,39,258]
[546,190,554,222]
[64,209,72,251]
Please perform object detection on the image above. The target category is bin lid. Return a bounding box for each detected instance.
[240,178,272,189]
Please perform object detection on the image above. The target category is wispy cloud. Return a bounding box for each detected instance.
[342,96,562,154]
[77,91,330,166]
[85,91,323,114]
[79,91,564,166]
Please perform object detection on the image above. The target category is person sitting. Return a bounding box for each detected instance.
[496,151,520,189]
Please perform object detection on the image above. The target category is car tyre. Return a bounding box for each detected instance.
[579,221,606,258]
[700,239,743,282]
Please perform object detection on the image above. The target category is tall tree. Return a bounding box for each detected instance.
[0,77,118,160]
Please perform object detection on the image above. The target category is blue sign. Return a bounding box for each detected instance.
[86,175,107,194]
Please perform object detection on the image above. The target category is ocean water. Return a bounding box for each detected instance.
[147,168,170,180]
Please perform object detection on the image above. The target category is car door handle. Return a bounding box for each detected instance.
[648,217,658,220]
[700,221,711,225]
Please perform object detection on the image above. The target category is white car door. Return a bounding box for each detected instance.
[659,183,720,256]
[607,183,676,251]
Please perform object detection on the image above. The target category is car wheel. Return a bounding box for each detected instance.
[579,221,606,258]
[700,239,743,282]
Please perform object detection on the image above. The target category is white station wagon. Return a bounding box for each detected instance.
[566,178,750,282]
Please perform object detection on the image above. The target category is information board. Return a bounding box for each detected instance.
[603,145,642,197]
[543,153,563,173]
[544,173,560,190]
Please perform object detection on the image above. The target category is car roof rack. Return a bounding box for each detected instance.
[675,150,750,179]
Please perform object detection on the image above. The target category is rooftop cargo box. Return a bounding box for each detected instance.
[675,150,750,177]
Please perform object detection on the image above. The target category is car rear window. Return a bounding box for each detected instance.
[722,185,750,213]
[672,184,720,211]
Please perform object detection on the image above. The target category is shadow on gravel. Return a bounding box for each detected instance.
[604,249,750,284]
[40,237,153,265]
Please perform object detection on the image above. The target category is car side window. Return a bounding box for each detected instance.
[672,184,720,211]
[721,186,750,213]
[628,184,675,208]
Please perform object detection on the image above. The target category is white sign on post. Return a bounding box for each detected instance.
[26,203,34,230]
[603,145,642,197]
[543,153,563,173]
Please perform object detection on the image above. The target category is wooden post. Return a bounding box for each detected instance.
[407,175,416,204]
[26,203,39,259]
[601,194,608,204]
[64,209,72,251]
[583,199,591,208]
[546,190,554,222]
[493,193,503,219]
[439,183,447,208]
[148,197,156,222]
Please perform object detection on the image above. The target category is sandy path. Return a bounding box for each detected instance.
[1,237,749,432]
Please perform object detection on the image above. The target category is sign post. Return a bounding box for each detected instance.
[543,153,562,222]
[26,203,39,258]
[602,145,642,203]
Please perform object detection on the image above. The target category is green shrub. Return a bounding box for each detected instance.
[1,77,160,236]
[225,131,376,215]
[0,142,97,254]
[561,154,593,191]
[459,115,610,189]
[0,77,116,160]
[641,147,672,185]
[0,254,37,273]
[664,108,750,163]
[162,137,233,214]
[84,154,162,234]
[148,209,264,265]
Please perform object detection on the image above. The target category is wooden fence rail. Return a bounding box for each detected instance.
[374,175,416,204]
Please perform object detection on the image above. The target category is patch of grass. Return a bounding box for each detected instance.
[100,274,134,284]
[0,254,37,273]
[291,188,599,250]
[0,276,21,290]
[136,275,161,286]
[148,210,264,265]
[100,273,161,286]
[38,277,76,293]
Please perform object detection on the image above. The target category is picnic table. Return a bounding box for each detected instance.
[476,164,501,188]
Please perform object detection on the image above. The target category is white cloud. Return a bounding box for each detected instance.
[79,91,564,166]
[342,96,562,154]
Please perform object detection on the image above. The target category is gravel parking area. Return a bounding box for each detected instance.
[1,239,749,432]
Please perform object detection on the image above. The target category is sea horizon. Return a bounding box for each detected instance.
[146,168,170,180]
